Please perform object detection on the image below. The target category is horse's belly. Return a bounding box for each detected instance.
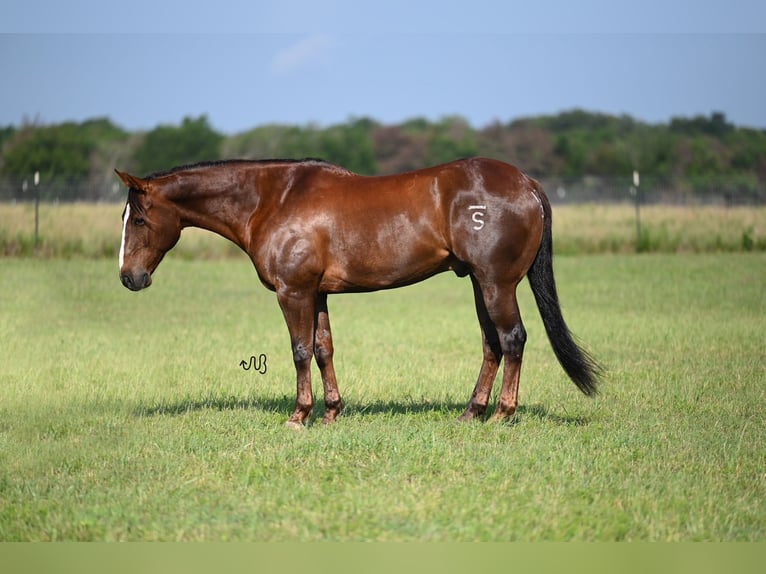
[319,245,451,293]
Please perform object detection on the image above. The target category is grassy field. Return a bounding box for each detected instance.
[1,201,765,257]
[0,251,764,541]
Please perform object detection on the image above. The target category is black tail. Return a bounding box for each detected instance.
[527,189,602,396]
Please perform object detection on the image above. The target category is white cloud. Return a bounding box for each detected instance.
[270,34,335,76]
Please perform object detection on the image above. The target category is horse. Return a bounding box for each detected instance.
[115,157,601,428]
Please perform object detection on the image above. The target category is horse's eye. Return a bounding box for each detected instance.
[134,217,145,226]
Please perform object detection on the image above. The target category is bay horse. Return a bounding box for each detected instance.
[115,157,601,428]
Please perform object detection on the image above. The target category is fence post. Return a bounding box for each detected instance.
[34,171,40,244]
[631,170,641,246]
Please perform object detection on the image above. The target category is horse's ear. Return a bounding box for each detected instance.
[114,169,147,193]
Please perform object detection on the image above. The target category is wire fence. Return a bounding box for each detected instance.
[1,174,764,206]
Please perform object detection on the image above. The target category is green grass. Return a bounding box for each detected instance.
[0,253,764,540]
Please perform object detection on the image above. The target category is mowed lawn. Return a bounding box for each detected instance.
[0,252,764,541]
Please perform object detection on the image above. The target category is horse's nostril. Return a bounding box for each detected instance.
[121,271,151,291]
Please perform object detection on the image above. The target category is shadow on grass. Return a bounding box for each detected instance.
[133,393,589,426]
[517,403,590,427]
[133,393,294,418]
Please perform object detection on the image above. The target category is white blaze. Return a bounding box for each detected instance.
[119,203,130,269]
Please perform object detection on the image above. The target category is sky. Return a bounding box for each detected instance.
[1,0,765,134]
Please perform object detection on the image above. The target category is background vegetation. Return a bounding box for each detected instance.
[2,110,765,203]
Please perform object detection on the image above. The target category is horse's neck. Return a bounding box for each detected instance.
[172,174,259,249]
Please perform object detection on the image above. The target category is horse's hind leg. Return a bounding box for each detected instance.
[459,275,502,421]
[314,293,343,424]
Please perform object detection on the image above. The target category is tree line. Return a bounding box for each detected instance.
[1,110,764,202]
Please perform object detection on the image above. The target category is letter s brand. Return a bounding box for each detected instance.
[468,205,486,231]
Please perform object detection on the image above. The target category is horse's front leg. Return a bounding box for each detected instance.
[315,293,343,424]
[277,289,317,428]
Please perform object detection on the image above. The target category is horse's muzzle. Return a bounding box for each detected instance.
[120,270,152,291]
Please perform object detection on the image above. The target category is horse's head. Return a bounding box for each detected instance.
[115,170,182,291]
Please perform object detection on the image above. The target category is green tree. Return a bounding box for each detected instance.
[1,118,130,200]
[425,115,478,166]
[0,125,16,150]
[586,142,633,176]
[132,115,223,175]
[670,112,733,137]
[265,125,319,159]
[554,134,587,176]
[2,123,93,182]
[316,118,378,174]
[223,124,298,159]
[400,117,431,134]
[725,127,766,172]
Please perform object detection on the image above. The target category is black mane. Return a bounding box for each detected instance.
[127,188,146,218]
[144,158,336,180]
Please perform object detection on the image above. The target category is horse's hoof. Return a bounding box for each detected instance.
[457,409,483,423]
[322,412,342,425]
[284,420,304,430]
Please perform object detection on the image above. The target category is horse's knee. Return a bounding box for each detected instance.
[292,341,312,367]
[315,347,333,369]
[501,322,526,360]
[314,332,334,368]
